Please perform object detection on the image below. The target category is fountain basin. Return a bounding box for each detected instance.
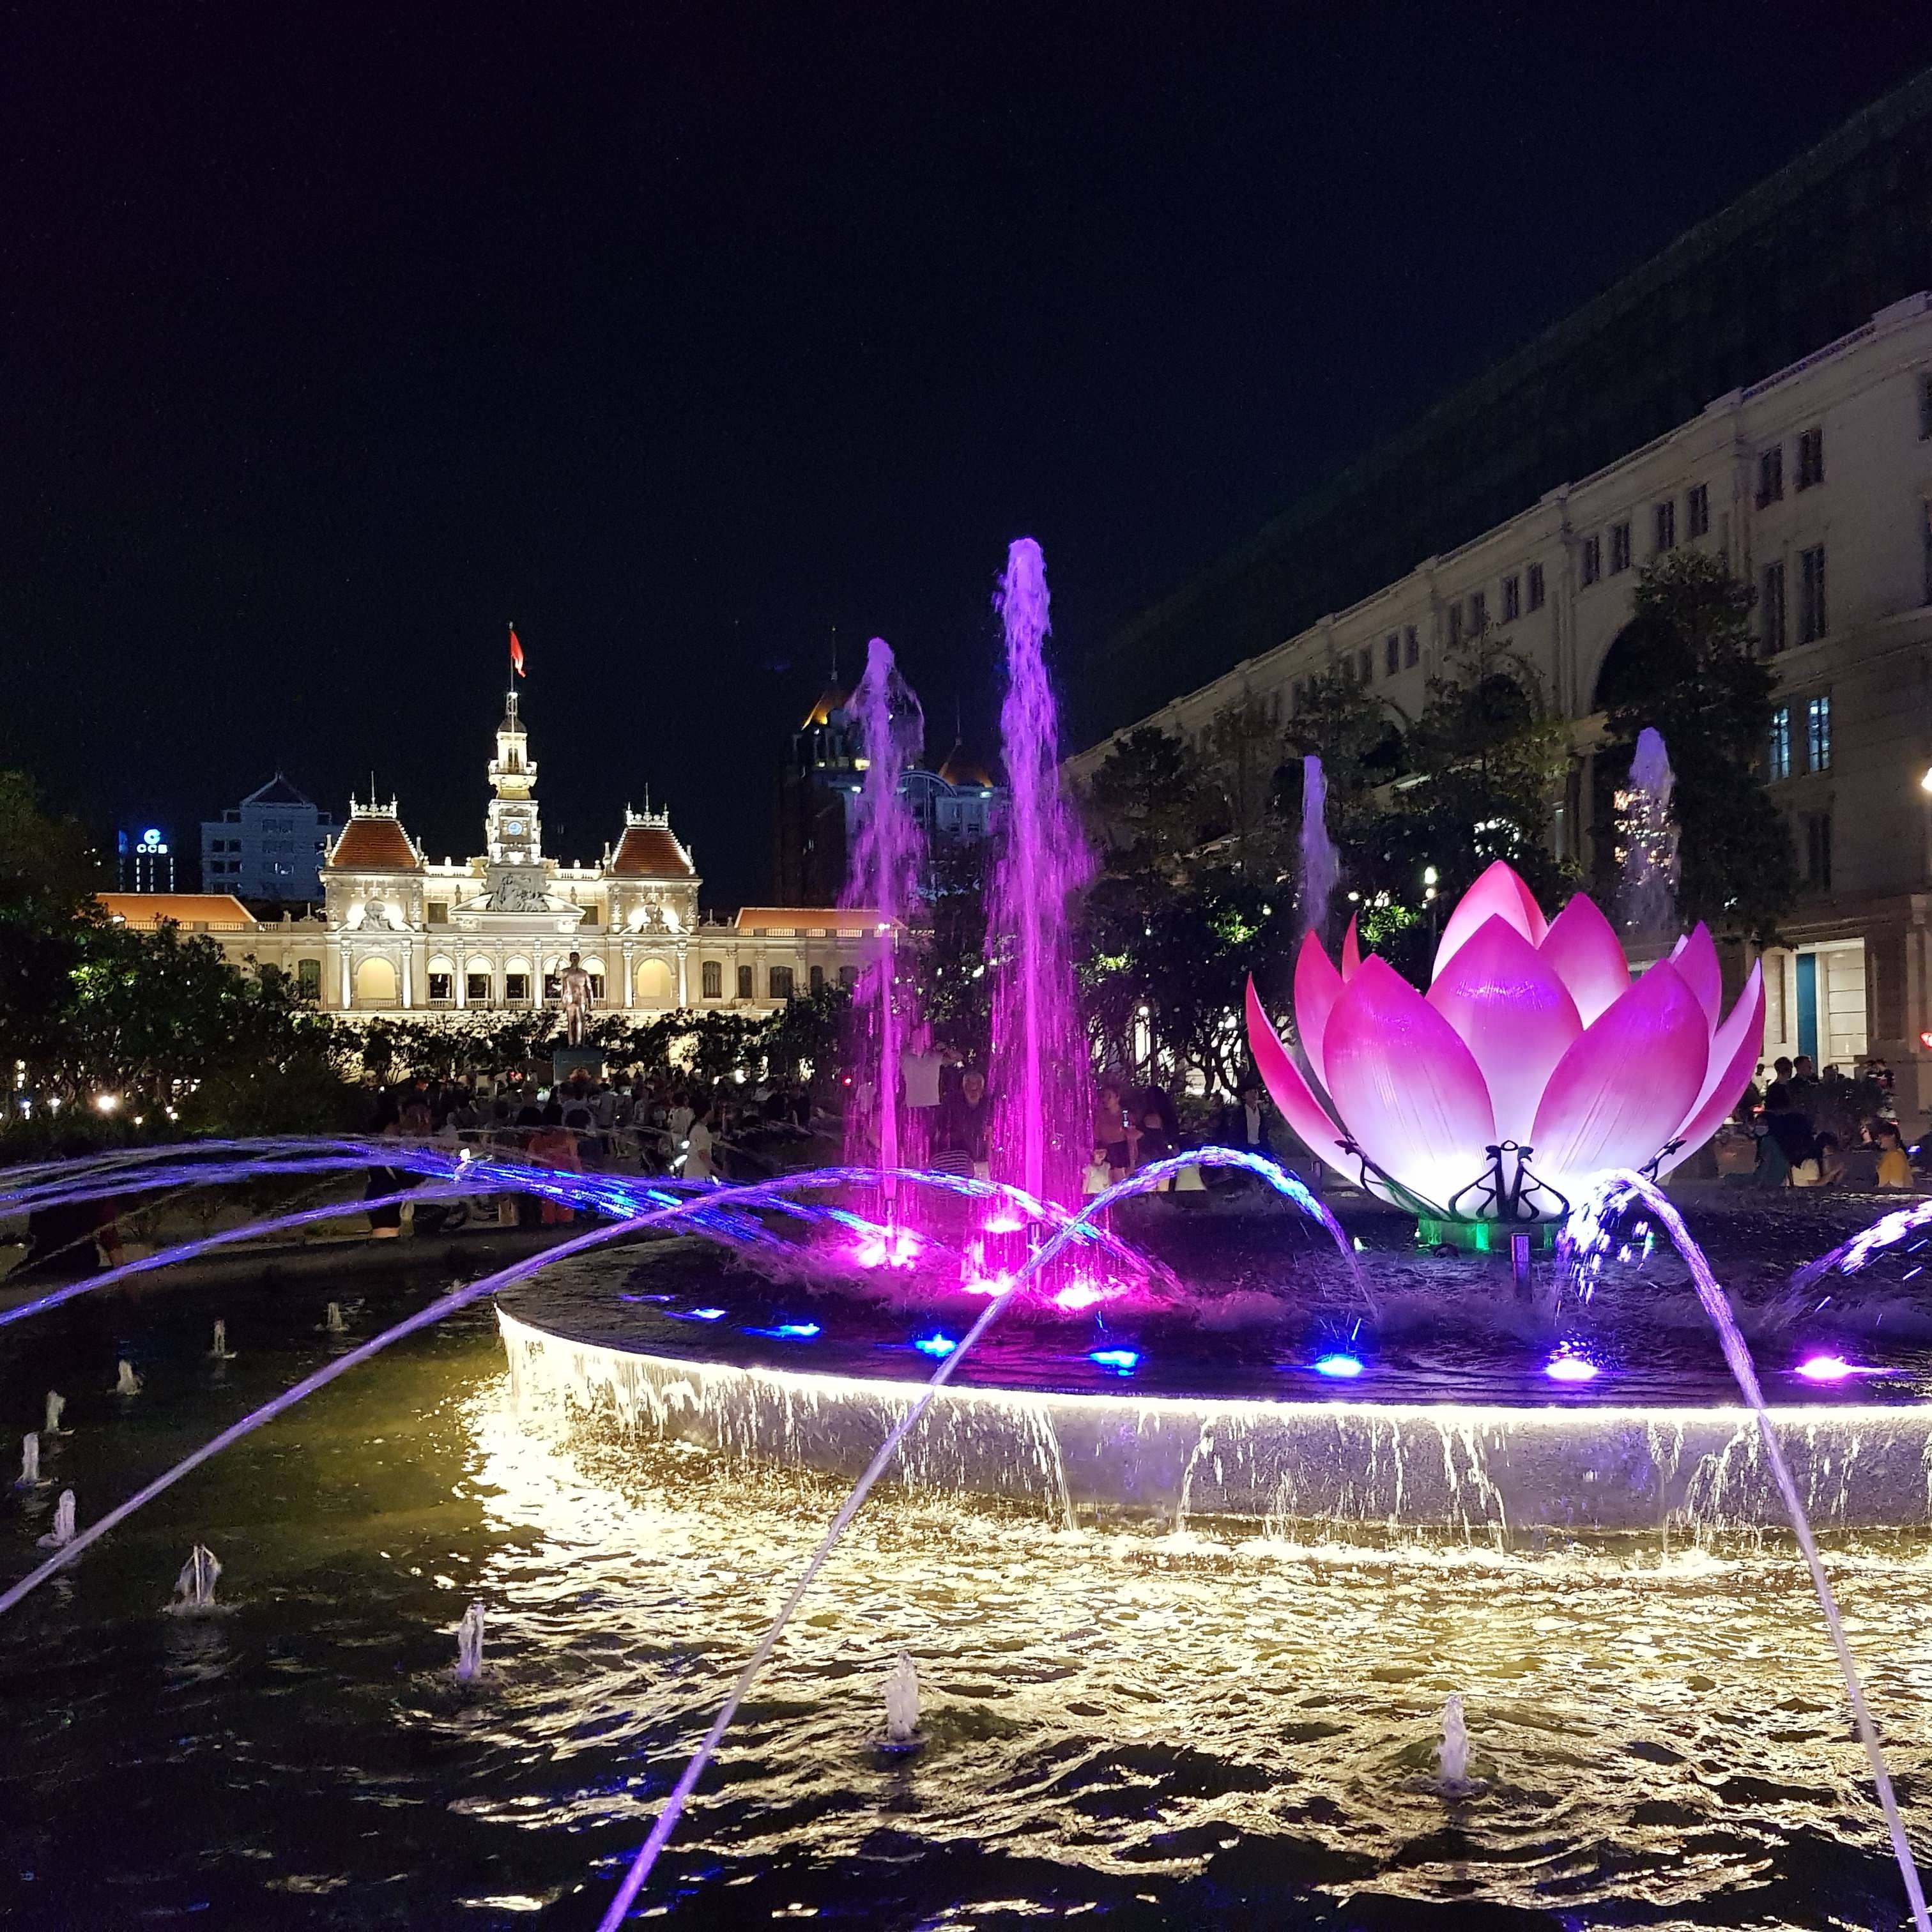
[498,1304,1932,1537]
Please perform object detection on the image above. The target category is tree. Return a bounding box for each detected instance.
[1597,549,1795,944]
[0,770,105,1073]
[1081,725,1211,878]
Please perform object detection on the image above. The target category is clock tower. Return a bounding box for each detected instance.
[486,688,542,866]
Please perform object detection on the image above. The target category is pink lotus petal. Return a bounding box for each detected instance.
[1340,914,1361,981]
[1537,893,1632,1026]
[1292,930,1344,1092]
[1427,915,1581,1143]
[1669,923,1723,1030]
[1661,963,1767,1171]
[1245,977,1376,1190]
[1529,960,1708,1191]
[1432,861,1547,980]
[1324,955,1496,1211]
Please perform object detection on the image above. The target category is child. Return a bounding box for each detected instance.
[1875,1121,1913,1190]
[1082,1147,1112,1199]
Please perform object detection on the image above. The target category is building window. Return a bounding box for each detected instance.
[296,958,321,998]
[1757,445,1783,506]
[1356,646,1372,683]
[466,972,491,1003]
[702,959,723,999]
[1796,427,1824,490]
[1923,502,1932,606]
[1501,574,1520,622]
[1469,590,1487,631]
[1654,500,1676,552]
[809,963,824,993]
[1404,624,1419,666]
[1805,693,1832,772]
[1685,483,1709,539]
[737,963,754,999]
[1580,535,1600,586]
[1290,680,1305,717]
[1760,560,1786,655]
[427,972,452,1002]
[1804,813,1833,891]
[1384,631,1400,675]
[1526,562,1545,611]
[1798,545,1827,643]
[769,965,795,1000]
[542,972,561,1000]
[1609,521,1632,573]
[1446,602,1464,647]
[1767,705,1791,780]
[426,901,449,924]
[505,972,530,1002]
[1920,373,1932,441]
[839,964,857,990]
[588,974,605,1001]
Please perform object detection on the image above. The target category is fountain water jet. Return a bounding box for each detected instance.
[1298,754,1339,941]
[36,1491,74,1551]
[325,1302,347,1334]
[988,538,1092,1211]
[43,1392,65,1435]
[883,1652,919,1744]
[172,1545,220,1613]
[17,1433,38,1488]
[210,1319,233,1360]
[1616,726,1679,944]
[456,1602,485,1682]
[1438,1694,1469,1792]
[115,1361,141,1396]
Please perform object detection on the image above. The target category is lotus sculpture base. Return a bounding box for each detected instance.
[1414,1216,1560,1255]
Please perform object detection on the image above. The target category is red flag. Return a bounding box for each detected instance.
[509,625,526,678]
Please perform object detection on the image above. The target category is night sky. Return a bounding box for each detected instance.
[6,4,1931,908]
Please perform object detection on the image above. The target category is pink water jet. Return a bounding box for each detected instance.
[988,538,1093,1211]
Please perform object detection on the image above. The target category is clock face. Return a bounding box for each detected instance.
[505,820,525,836]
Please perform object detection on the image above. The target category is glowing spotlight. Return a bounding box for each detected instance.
[1544,1349,1599,1383]
[962,1271,1013,1298]
[983,1214,1024,1235]
[1052,1280,1119,1312]
[675,1307,727,1322]
[1794,1353,1883,1383]
[93,1093,120,1114]
[913,1333,956,1358]
[1088,1347,1139,1374]
[748,1321,822,1340]
[1312,1352,1364,1379]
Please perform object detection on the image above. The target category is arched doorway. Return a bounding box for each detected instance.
[354,956,397,1006]
[635,957,675,1006]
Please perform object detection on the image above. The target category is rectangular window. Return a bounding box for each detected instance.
[1924,502,1932,606]
[1526,562,1545,610]
[1760,560,1786,655]
[1654,499,1676,551]
[1469,589,1487,631]
[427,972,452,1002]
[1501,574,1520,622]
[1356,646,1372,683]
[588,974,605,1001]
[1796,427,1824,489]
[838,964,857,990]
[1805,693,1832,772]
[466,972,491,1003]
[1685,483,1709,539]
[296,958,322,998]
[1804,813,1833,891]
[505,972,530,1002]
[1580,535,1600,586]
[1767,705,1791,780]
[809,963,824,993]
[1290,680,1305,717]
[736,963,753,999]
[1920,372,1932,441]
[427,901,449,924]
[1798,544,1827,643]
[701,959,722,1000]
[769,965,795,999]
[1446,602,1464,647]
[1757,445,1783,506]
[1404,624,1419,666]
[1384,631,1400,675]
[1609,521,1632,573]
[542,972,560,1001]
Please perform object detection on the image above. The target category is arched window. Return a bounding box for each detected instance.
[702,960,723,1000]
[354,956,397,1005]
[635,957,675,1006]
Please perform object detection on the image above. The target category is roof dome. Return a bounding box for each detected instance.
[937,741,995,790]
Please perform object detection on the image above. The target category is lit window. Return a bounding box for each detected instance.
[1685,483,1708,539]
[1654,499,1675,551]
[1805,694,1832,772]
[1796,427,1824,490]
[1767,706,1791,780]
[1609,522,1632,573]
[1798,545,1827,643]
[1760,560,1786,655]
[1757,445,1783,506]
[1580,535,1600,586]
[1526,562,1545,610]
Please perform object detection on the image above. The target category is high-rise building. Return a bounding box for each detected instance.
[200,776,339,901]
[115,824,176,893]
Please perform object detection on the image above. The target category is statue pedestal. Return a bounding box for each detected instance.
[551,1044,604,1086]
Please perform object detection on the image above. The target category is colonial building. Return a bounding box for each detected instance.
[108,689,879,1019]
[1068,293,1932,1120]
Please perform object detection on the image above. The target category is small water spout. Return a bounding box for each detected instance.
[884,1651,919,1744]
[325,1301,347,1334]
[17,1433,38,1488]
[210,1319,233,1360]
[1298,755,1340,940]
[43,1391,65,1435]
[36,1491,75,1550]
[172,1544,221,1613]
[1615,726,1680,944]
[1438,1693,1470,1791]
[456,1601,485,1682]
[115,1360,141,1396]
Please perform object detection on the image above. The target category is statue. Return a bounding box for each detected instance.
[559,949,594,1045]
[488,874,548,912]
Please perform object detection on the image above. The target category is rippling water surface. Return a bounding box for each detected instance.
[2,1213,1932,1927]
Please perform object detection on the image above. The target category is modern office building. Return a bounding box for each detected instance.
[200,776,338,901]
[114,824,176,893]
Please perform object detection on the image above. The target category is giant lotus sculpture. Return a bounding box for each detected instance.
[1246,860,1765,1223]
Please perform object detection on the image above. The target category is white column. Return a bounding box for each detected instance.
[400,951,412,1009]
[341,947,353,1009]
[623,942,634,1008]
[455,957,466,1010]
[676,944,689,1008]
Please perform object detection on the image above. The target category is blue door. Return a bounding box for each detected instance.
[1795,953,1818,1063]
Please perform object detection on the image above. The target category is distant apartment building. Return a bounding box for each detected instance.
[201,776,338,901]
[1068,295,1932,1120]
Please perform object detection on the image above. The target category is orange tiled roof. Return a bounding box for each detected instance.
[98,893,255,930]
[734,907,884,933]
[610,825,693,876]
[327,816,419,870]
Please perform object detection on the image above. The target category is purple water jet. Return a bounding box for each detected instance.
[840,637,928,1197]
[1298,753,1339,940]
[988,538,1092,1209]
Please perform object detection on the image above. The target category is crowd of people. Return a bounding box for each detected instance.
[1730,1054,1916,1190]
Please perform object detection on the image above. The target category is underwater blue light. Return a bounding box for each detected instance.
[749,1321,822,1340]
[1544,1349,1599,1383]
[914,1333,957,1358]
[678,1307,727,1322]
[1089,1347,1139,1373]
[1312,1352,1364,1379]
